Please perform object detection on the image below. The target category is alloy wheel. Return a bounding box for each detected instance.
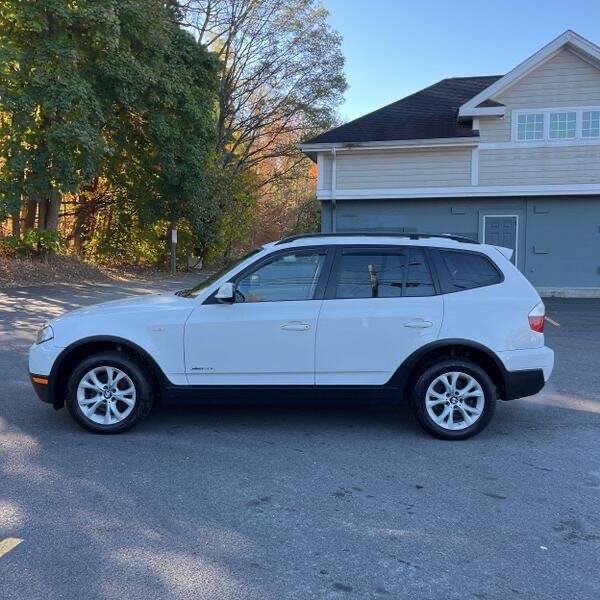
[76,366,136,425]
[425,371,485,431]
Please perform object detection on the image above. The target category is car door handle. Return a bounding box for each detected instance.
[281,321,311,331]
[404,318,434,329]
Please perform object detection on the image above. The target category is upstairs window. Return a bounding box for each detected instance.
[549,111,576,139]
[582,111,600,138]
[514,108,600,143]
[516,113,544,141]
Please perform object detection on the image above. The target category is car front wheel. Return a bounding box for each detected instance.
[65,351,153,434]
[412,358,496,440]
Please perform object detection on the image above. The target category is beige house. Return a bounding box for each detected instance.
[300,30,600,293]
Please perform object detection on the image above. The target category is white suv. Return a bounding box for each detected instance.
[29,233,554,440]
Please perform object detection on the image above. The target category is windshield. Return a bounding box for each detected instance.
[179,248,262,298]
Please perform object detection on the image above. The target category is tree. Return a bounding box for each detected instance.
[179,0,346,181]
[105,3,220,260]
[0,0,219,246]
[0,1,119,230]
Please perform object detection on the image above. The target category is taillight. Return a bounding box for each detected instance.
[529,301,545,333]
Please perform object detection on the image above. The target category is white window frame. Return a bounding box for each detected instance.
[515,112,545,141]
[548,111,577,140]
[582,110,600,139]
[512,106,600,144]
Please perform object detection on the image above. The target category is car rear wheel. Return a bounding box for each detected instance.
[65,351,153,434]
[411,358,496,440]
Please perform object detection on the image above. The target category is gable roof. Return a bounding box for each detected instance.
[459,30,600,117]
[303,76,501,146]
[477,99,505,108]
[303,30,600,149]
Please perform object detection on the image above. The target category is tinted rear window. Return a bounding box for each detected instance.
[438,250,502,292]
[334,247,435,298]
[405,248,435,297]
[336,251,407,298]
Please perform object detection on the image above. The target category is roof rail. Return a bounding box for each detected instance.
[275,231,479,245]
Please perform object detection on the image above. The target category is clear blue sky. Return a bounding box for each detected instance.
[322,0,600,121]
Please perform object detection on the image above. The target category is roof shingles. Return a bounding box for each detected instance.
[305,76,502,144]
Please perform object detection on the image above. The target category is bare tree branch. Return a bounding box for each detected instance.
[179,0,346,179]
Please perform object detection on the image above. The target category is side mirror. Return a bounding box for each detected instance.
[215,282,235,303]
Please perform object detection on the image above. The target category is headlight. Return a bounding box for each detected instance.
[36,324,54,345]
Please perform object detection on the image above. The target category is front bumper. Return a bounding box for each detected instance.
[29,340,63,406]
[29,340,61,379]
[30,373,51,403]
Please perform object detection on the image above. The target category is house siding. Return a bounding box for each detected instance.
[479,145,600,186]
[325,196,600,288]
[321,155,333,189]
[320,149,472,192]
[479,48,600,144]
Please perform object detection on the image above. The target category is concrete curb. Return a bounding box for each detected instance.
[537,287,600,298]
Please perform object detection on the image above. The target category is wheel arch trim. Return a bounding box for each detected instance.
[386,338,508,398]
[48,335,169,408]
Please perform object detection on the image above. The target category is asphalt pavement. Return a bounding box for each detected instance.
[1,278,599,600]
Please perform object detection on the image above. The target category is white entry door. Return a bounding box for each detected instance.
[184,248,329,385]
[316,246,443,385]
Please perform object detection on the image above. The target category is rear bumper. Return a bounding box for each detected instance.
[503,368,545,400]
[497,346,554,400]
[497,346,554,381]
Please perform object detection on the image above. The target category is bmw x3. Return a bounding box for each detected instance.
[29,233,554,440]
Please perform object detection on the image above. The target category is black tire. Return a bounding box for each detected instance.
[411,358,496,440]
[65,351,153,434]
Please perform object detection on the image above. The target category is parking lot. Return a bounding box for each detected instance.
[1,279,599,600]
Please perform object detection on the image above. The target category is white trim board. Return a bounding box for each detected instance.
[459,30,600,117]
[537,287,600,298]
[299,138,479,152]
[460,106,506,118]
[480,137,600,150]
[316,183,600,200]
[482,214,519,266]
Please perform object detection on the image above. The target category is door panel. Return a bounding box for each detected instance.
[185,301,321,385]
[315,246,443,385]
[184,247,330,385]
[315,296,442,385]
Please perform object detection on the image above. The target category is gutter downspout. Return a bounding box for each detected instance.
[331,147,337,233]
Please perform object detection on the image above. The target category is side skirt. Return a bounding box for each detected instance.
[162,385,401,406]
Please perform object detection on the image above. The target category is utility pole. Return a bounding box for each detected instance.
[170,223,177,275]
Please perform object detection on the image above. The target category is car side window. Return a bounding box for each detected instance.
[405,248,435,296]
[438,250,502,292]
[235,250,326,303]
[335,251,407,299]
[333,247,436,299]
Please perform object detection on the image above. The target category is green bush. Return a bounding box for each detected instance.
[0,229,66,257]
[0,235,20,256]
[22,229,67,254]
[84,212,200,270]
